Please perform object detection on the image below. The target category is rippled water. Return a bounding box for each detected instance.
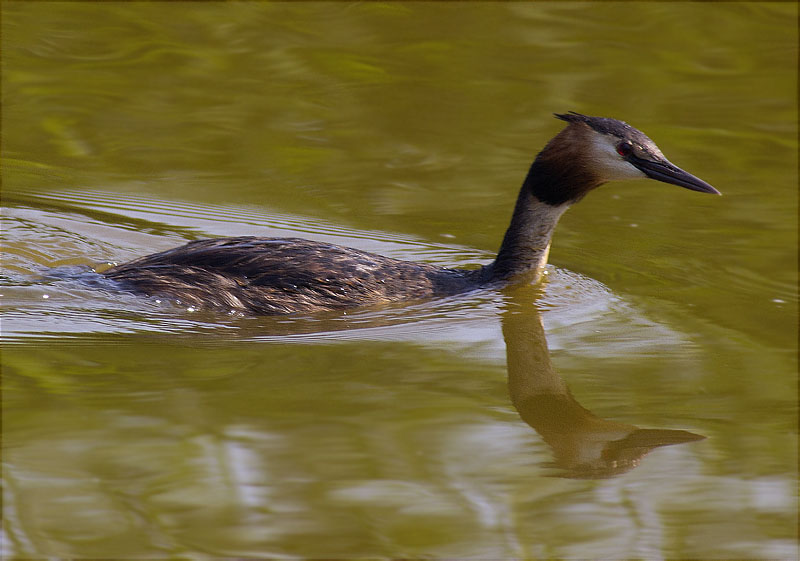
[2,2,797,558]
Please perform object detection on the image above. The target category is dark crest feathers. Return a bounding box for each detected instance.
[554,111,634,139]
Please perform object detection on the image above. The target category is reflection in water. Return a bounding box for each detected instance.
[502,287,704,479]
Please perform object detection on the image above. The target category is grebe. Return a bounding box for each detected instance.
[103,112,720,314]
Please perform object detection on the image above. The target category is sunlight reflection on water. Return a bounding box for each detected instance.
[0,188,691,368]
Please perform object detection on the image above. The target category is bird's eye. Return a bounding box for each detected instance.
[616,142,633,157]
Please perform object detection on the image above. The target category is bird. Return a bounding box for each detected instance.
[102,112,720,315]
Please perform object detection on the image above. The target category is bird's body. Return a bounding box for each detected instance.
[103,112,719,314]
[104,237,484,314]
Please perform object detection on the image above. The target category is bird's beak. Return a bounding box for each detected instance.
[631,157,721,195]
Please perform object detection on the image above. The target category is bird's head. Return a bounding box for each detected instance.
[529,112,720,206]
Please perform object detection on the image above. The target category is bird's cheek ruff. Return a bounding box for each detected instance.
[523,158,600,207]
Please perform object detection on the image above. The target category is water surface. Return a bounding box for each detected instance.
[2,2,797,558]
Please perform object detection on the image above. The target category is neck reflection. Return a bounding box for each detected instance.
[502,287,704,479]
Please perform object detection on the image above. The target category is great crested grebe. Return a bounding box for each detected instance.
[103,112,720,314]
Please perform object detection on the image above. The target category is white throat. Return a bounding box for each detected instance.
[491,187,570,282]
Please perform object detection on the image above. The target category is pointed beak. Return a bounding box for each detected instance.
[631,157,721,195]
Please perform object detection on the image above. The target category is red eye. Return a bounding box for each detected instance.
[616,142,632,157]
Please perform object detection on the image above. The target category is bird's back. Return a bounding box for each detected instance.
[103,237,481,314]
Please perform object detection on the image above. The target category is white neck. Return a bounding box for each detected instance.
[488,186,569,283]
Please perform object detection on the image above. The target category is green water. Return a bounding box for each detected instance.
[2,2,797,558]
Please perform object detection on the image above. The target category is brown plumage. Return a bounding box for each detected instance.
[103,113,719,315]
[104,237,483,314]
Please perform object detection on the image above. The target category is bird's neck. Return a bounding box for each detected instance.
[487,182,569,283]
[487,148,601,283]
